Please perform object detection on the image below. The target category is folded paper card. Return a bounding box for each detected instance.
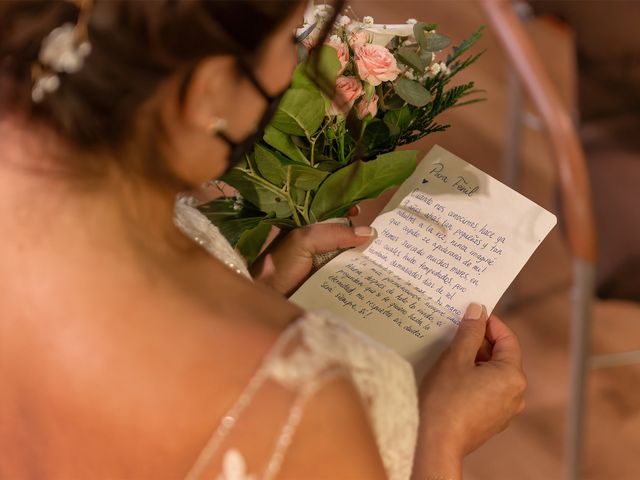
[291,145,557,376]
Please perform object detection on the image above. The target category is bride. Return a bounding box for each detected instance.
[0,1,526,479]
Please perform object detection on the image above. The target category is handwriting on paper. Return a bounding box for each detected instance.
[318,253,448,339]
[364,188,507,325]
[426,162,479,197]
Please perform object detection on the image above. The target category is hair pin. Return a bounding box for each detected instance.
[31,0,93,103]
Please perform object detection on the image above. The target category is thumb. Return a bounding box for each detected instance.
[449,303,488,365]
[295,223,376,256]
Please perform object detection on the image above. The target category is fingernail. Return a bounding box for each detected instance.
[354,226,376,237]
[353,204,362,215]
[465,303,483,321]
[321,217,351,226]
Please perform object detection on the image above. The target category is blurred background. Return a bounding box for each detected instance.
[349,1,640,479]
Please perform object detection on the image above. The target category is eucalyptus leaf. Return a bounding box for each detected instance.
[222,168,292,218]
[419,50,434,66]
[310,150,418,221]
[382,94,406,111]
[263,126,308,164]
[413,22,450,52]
[425,32,451,52]
[270,88,326,137]
[396,46,427,72]
[413,22,430,51]
[395,78,432,107]
[236,221,272,265]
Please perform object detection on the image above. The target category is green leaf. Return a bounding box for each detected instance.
[414,22,451,52]
[316,159,344,172]
[362,120,392,153]
[263,126,308,164]
[425,32,451,52]
[413,22,431,51]
[310,150,418,221]
[447,25,484,64]
[384,105,413,135]
[395,77,432,107]
[255,143,287,186]
[383,94,407,111]
[291,63,318,92]
[236,221,272,265]
[419,50,434,66]
[396,46,427,72]
[222,168,292,218]
[270,88,325,137]
[287,164,330,190]
[198,198,265,246]
[305,45,341,94]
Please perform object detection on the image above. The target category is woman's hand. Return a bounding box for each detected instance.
[250,217,375,296]
[412,304,527,480]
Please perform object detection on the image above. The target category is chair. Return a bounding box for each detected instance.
[478,1,597,478]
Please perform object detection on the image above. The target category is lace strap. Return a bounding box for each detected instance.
[173,197,251,279]
[261,369,344,480]
[183,322,304,480]
[185,312,419,480]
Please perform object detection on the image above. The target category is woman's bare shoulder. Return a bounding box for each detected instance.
[278,375,387,479]
[0,263,302,478]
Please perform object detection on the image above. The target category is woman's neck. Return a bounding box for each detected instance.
[0,116,206,274]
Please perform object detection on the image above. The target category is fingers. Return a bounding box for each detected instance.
[292,223,376,257]
[475,338,493,363]
[346,205,361,217]
[448,303,488,365]
[486,315,523,367]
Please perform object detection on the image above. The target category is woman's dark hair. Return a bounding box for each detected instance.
[0,0,342,183]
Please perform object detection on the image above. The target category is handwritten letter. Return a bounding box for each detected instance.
[291,145,557,372]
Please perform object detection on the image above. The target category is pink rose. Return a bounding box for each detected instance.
[328,76,364,116]
[355,44,401,86]
[326,39,349,74]
[348,29,371,50]
[356,93,379,119]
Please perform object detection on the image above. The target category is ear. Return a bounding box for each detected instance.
[180,55,237,132]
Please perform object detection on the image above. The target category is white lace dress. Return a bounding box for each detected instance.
[174,199,419,480]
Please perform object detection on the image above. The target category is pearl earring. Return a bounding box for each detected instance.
[208,117,228,136]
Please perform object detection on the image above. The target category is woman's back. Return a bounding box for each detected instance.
[0,173,414,478]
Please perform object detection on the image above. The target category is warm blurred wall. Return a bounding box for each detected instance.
[532,0,640,120]
[531,0,640,300]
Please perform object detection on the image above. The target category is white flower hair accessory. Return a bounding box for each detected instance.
[31,0,93,103]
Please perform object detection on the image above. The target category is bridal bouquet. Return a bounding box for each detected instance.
[200,4,484,263]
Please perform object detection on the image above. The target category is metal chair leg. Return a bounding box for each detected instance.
[565,259,596,480]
